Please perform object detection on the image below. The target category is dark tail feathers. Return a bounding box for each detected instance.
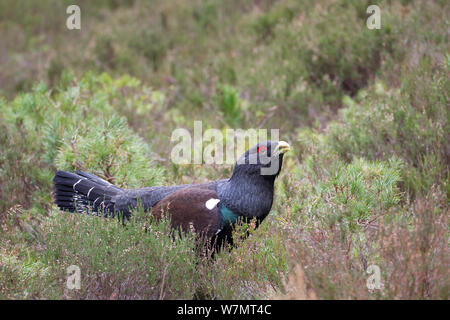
[53,170,123,216]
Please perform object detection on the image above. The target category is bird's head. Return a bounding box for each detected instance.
[218,140,291,219]
[233,140,291,178]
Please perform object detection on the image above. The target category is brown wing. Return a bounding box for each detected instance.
[151,187,222,238]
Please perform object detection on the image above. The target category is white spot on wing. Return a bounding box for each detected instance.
[205,198,220,210]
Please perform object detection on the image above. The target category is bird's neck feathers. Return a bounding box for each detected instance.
[218,166,276,220]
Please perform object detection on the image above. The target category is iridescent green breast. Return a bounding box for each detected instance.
[219,203,240,226]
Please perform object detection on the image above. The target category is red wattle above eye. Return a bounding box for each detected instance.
[257,146,267,153]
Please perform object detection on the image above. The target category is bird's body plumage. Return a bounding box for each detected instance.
[53,141,290,248]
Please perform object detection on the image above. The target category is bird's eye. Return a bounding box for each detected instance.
[257,146,267,154]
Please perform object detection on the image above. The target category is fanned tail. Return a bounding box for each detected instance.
[53,170,123,216]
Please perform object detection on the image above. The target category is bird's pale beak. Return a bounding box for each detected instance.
[275,141,291,155]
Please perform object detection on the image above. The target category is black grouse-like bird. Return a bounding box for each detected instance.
[53,140,290,248]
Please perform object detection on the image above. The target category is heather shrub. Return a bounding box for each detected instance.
[275,123,447,299]
[195,218,289,299]
[213,84,244,127]
[328,59,449,197]
[0,0,448,300]
[0,205,200,299]
[54,115,166,189]
[41,207,199,299]
[0,206,59,299]
[0,73,167,192]
[279,187,448,300]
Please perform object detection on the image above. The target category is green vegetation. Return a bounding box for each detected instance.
[0,0,448,299]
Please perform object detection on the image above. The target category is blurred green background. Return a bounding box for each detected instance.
[0,0,448,299]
